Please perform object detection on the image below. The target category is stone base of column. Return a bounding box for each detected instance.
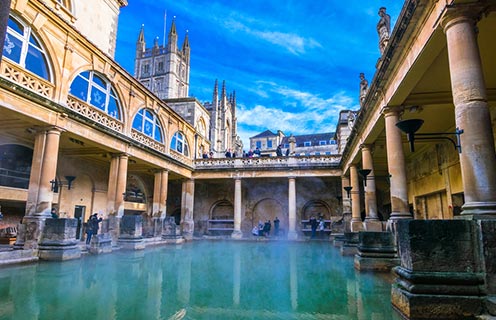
[17,215,50,249]
[460,201,496,218]
[363,219,383,231]
[162,217,182,240]
[354,231,399,272]
[231,230,243,239]
[38,218,81,261]
[386,214,412,233]
[89,233,112,254]
[108,215,121,247]
[287,230,298,240]
[181,220,194,241]
[152,217,164,237]
[340,232,359,256]
[350,220,364,232]
[118,215,145,250]
[332,233,344,248]
[392,219,487,319]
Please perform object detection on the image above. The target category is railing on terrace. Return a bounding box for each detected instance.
[0,60,55,98]
[194,154,341,170]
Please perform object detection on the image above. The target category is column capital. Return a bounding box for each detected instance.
[359,143,374,151]
[381,105,404,117]
[441,4,484,32]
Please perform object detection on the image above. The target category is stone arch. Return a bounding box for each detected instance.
[209,200,234,220]
[301,200,332,220]
[252,198,284,228]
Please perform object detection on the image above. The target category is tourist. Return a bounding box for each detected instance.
[85,216,93,244]
[285,148,290,156]
[225,148,232,158]
[263,220,271,237]
[258,220,264,236]
[273,217,280,236]
[202,152,209,159]
[252,225,259,236]
[50,208,59,219]
[91,213,103,236]
[254,148,261,157]
[309,216,318,239]
[318,216,325,238]
[248,150,254,158]
[276,144,283,156]
[209,151,214,158]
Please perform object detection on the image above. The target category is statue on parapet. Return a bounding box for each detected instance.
[359,73,368,107]
[377,7,391,55]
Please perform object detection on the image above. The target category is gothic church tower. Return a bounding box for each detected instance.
[134,18,190,99]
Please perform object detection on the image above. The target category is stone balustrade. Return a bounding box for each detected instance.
[194,155,341,170]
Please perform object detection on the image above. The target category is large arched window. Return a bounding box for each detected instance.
[3,15,50,80]
[132,108,163,142]
[69,71,121,119]
[170,132,189,156]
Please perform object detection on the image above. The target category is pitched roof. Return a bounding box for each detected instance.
[281,132,335,146]
[250,130,277,139]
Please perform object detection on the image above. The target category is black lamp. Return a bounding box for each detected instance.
[343,186,353,198]
[65,176,76,190]
[396,118,463,153]
[358,169,372,186]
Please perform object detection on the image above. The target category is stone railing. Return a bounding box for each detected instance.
[66,96,124,132]
[195,155,341,170]
[0,60,54,98]
[170,150,194,167]
[131,129,166,153]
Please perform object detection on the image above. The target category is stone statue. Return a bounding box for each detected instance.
[347,111,356,130]
[377,7,391,55]
[359,73,368,107]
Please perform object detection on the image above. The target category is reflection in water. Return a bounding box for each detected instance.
[0,242,401,320]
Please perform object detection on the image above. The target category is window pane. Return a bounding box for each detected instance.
[90,86,106,110]
[154,128,162,142]
[144,119,153,136]
[177,141,183,153]
[145,110,153,121]
[3,34,22,63]
[133,113,143,131]
[25,45,49,79]
[91,74,106,89]
[7,18,23,35]
[69,75,89,101]
[107,97,120,119]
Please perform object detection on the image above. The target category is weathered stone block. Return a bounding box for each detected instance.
[354,231,399,272]
[392,220,486,319]
[89,233,112,254]
[478,220,496,294]
[341,232,359,256]
[38,218,81,261]
[118,215,144,250]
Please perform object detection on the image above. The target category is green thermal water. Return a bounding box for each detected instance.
[0,241,401,320]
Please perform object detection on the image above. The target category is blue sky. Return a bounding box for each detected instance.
[115,1,403,146]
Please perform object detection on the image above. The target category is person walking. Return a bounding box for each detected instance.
[309,216,318,239]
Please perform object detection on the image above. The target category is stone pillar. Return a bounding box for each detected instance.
[180,179,195,240]
[231,177,242,239]
[383,107,411,222]
[20,127,62,249]
[152,170,168,218]
[288,134,296,155]
[443,9,496,217]
[38,218,81,260]
[114,154,128,218]
[361,144,382,231]
[287,177,297,240]
[350,165,363,232]
[106,155,119,215]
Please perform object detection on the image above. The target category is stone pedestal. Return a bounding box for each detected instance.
[108,215,120,246]
[354,231,399,272]
[152,217,164,237]
[162,217,183,244]
[231,230,243,239]
[332,233,345,247]
[391,220,485,319]
[340,232,359,256]
[180,219,194,240]
[350,221,364,232]
[363,220,383,231]
[38,218,81,261]
[16,216,48,249]
[117,215,145,250]
[89,233,112,254]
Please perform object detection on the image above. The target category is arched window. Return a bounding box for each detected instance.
[170,132,189,156]
[69,71,121,119]
[197,118,206,137]
[132,108,163,142]
[3,15,50,80]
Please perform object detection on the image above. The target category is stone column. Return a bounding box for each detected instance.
[114,154,128,218]
[383,107,411,222]
[180,179,195,240]
[287,177,297,240]
[20,127,62,249]
[350,165,363,232]
[443,9,496,217]
[106,155,119,215]
[341,176,352,233]
[361,144,382,231]
[231,177,243,239]
[152,170,168,218]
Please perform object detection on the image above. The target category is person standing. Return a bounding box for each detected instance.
[50,208,59,219]
[276,144,283,156]
[273,217,280,236]
[85,216,93,244]
[91,213,103,236]
[309,216,318,239]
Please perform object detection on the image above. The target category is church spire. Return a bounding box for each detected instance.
[136,24,146,58]
[182,30,190,61]
[167,16,178,52]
